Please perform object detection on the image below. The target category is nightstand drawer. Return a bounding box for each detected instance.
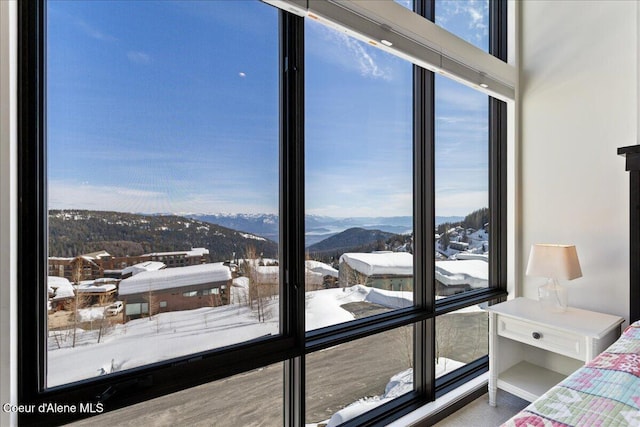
[488,298,624,406]
[497,315,585,360]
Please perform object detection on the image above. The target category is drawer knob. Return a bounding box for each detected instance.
[532,332,542,340]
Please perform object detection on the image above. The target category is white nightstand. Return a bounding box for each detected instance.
[487,297,624,406]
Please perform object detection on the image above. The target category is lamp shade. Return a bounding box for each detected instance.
[525,244,582,280]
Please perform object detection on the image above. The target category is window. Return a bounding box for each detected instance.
[434,77,490,301]
[70,362,285,426]
[18,0,508,425]
[435,306,488,379]
[304,17,413,329]
[125,302,148,317]
[305,326,415,425]
[44,0,281,387]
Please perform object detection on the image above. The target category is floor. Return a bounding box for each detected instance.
[433,390,529,427]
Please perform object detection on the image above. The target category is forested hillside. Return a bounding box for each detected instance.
[306,227,412,263]
[48,210,278,262]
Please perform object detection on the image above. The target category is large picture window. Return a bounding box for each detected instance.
[304,17,413,329]
[18,0,508,425]
[45,0,281,388]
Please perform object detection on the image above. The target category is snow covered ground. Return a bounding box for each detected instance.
[48,284,475,425]
[309,359,465,427]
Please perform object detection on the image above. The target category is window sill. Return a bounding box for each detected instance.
[387,372,489,426]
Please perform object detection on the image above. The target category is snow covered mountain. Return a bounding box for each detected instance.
[187,213,463,246]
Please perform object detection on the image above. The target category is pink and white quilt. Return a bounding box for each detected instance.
[502,322,640,426]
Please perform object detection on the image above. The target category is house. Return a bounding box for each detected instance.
[143,248,210,268]
[249,260,339,291]
[338,252,488,296]
[305,260,339,290]
[118,263,232,320]
[48,251,111,282]
[435,259,488,296]
[47,276,75,311]
[120,261,166,279]
[49,249,208,281]
[339,252,414,292]
[75,278,118,303]
[2,1,637,426]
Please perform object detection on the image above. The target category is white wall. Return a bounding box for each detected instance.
[520,0,637,321]
[0,1,17,426]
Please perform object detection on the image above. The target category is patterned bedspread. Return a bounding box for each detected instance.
[502,322,640,426]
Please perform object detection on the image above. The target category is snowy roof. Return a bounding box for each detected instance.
[48,276,75,300]
[252,262,338,284]
[305,260,339,278]
[435,260,488,288]
[81,250,111,259]
[94,277,119,284]
[455,252,489,262]
[119,263,232,295]
[76,283,117,293]
[143,247,209,257]
[49,257,73,261]
[339,252,413,276]
[48,276,70,288]
[122,261,166,277]
[187,247,209,256]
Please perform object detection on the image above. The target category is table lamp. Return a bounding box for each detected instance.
[525,244,582,312]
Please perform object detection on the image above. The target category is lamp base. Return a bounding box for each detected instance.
[538,279,567,313]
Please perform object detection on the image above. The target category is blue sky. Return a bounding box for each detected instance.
[47,0,489,218]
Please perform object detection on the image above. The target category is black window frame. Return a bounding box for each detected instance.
[17,0,508,425]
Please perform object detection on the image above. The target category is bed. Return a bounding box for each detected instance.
[502,322,640,426]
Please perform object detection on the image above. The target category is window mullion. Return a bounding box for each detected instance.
[488,97,507,292]
[280,9,305,427]
[490,0,508,62]
[413,63,435,401]
[413,0,436,404]
[17,0,47,413]
[284,356,304,427]
[489,0,508,294]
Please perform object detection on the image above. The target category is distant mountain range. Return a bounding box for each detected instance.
[48,210,278,262]
[48,210,464,264]
[187,213,280,242]
[186,213,462,247]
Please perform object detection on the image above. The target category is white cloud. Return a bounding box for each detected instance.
[48,180,275,215]
[127,51,151,64]
[308,20,393,81]
[343,35,390,80]
[49,181,166,213]
[76,19,118,42]
[438,0,489,43]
